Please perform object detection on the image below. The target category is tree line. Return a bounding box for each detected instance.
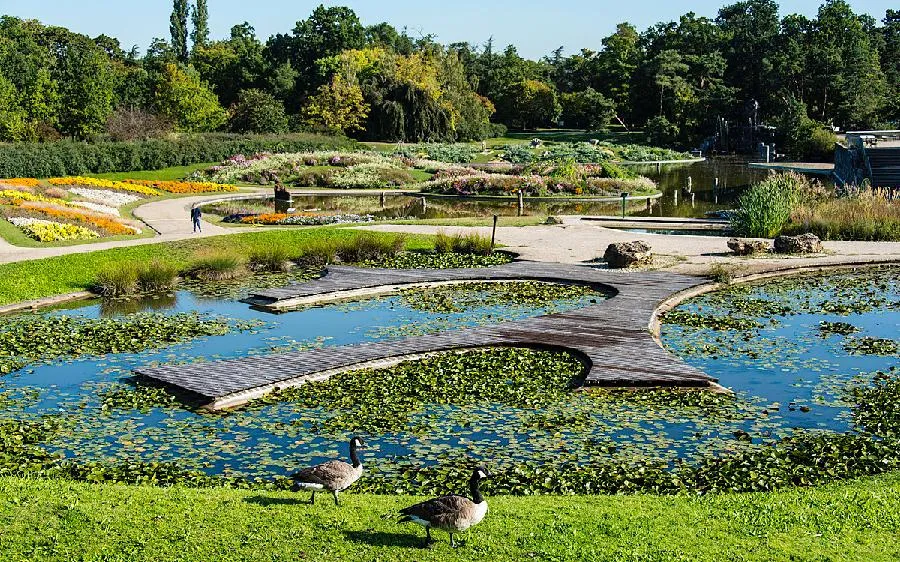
[0,1,897,155]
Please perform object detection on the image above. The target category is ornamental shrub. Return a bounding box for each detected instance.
[0,133,356,178]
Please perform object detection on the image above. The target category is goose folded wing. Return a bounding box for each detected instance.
[400,494,476,523]
[291,460,352,484]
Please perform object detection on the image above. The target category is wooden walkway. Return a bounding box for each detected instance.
[135,263,716,409]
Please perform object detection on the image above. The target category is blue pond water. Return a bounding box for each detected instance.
[1,268,897,482]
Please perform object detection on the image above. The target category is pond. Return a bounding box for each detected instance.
[0,277,606,480]
[206,158,826,221]
[2,267,895,491]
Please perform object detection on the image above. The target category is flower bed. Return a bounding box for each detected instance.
[235,212,374,226]
[421,172,656,197]
[17,203,139,236]
[123,179,239,194]
[7,217,100,242]
[68,187,142,207]
[48,177,161,197]
[70,201,120,216]
[0,178,40,188]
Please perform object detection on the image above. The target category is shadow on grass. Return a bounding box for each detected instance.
[342,529,426,548]
[243,495,309,507]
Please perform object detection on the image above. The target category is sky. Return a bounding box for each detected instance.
[0,0,893,59]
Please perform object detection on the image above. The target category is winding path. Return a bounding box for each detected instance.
[135,262,719,410]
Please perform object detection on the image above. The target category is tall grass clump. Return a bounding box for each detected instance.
[137,260,179,292]
[93,264,139,297]
[435,231,493,255]
[731,172,806,238]
[336,233,406,263]
[785,188,900,241]
[296,239,338,267]
[248,246,294,273]
[184,252,245,281]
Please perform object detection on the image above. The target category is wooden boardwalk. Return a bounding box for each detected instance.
[135,263,716,409]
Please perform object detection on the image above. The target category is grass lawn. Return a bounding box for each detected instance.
[1,474,898,561]
[88,162,217,182]
[0,228,433,305]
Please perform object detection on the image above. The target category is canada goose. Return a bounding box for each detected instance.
[398,466,491,548]
[290,436,366,506]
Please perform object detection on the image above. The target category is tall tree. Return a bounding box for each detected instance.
[717,0,780,112]
[191,0,210,50]
[169,0,189,62]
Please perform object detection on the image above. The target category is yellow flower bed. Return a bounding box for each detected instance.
[21,203,138,236]
[48,177,162,197]
[13,219,100,242]
[0,189,71,207]
[0,178,40,188]
[123,179,238,193]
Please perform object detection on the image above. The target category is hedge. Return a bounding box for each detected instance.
[0,133,358,178]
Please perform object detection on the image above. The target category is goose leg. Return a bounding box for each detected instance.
[450,533,457,548]
[332,490,340,506]
[424,527,433,548]
[308,491,316,505]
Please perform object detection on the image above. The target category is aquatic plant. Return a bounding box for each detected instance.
[184,252,246,281]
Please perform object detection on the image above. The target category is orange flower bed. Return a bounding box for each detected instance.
[21,204,138,236]
[241,213,291,224]
[124,180,238,193]
[0,178,40,188]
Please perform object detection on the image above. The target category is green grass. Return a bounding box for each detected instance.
[0,228,433,305]
[87,162,217,182]
[385,216,547,227]
[1,474,898,560]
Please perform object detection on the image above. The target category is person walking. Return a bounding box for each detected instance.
[191,206,202,233]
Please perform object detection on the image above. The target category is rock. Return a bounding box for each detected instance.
[604,241,653,268]
[774,233,823,254]
[544,216,563,225]
[727,238,769,256]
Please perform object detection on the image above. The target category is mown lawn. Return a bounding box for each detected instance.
[0,228,432,305]
[88,162,217,182]
[1,474,898,561]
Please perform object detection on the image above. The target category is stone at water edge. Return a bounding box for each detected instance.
[727,238,770,256]
[774,233,824,254]
[604,241,653,268]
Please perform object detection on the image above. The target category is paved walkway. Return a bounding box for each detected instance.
[0,194,237,264]
[359,218,900,276]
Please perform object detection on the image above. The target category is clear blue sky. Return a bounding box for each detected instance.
[0,0,893,59]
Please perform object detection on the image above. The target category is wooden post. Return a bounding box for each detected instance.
[691,193,696,208]
[380,191,386,209]
[421,196,427,211]
[714,177,719,205]
[491,215,498,252]
[517,190,524,216]
[674,189,678,206]
[687,176,692,193]
[621,192,628,218]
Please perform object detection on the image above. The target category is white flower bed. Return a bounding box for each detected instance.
[8,217,53,227]
[70,201,121,216]
[69,187,141,207]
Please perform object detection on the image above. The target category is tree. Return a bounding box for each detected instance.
[717,0,779,111]
[191,0,210,50]
[192,23,266,107]
[154,63,226,131]
[0,73,27,141]
[50,32,115,139]
[560,88,615,130]
[302,74,369,133]
[501,80,560,129]
[169,0,189,62]
[596,23,640,117]
[229,88,288,133]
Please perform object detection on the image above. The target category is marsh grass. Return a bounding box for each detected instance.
[731,172,807,238]
[335,232,406,263]
[434,231,494,255]
[92,265,139,297]
[248,246,294,273]
[185,252,246,281]
[785,188,900,241]
[136,260,179,292]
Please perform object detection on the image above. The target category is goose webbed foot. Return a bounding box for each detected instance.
[423,527,434,549]
[450,534,458,548]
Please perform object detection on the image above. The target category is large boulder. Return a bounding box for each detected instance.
[774,233,823,254]
[604,241,653,268]
[727,238,770,256]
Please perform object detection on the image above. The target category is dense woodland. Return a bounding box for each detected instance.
[0,0,897,156]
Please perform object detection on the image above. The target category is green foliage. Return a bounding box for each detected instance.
[248,247,293,273]
[661,310,761,331]
[500,80,561,130]
[228,89,288,134]
[169,0,190,62]
[155,63,226,132]
[559,88,615,131]
[302,75,369,134]
[0,133,355,178]
[137,260,180,293]
[775,97,837,161]
[255,348,585,433]
[731,173,805,237]
[185,252,245,280]
[359,251,514,269]
[818,321,860,337]
[400,282,604,314]
[843,337,899,356]
[0,312,238,372]
[334,232,406,263]
[391,143,478,163]
[99,384,180,413]
[92,264,139,297]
